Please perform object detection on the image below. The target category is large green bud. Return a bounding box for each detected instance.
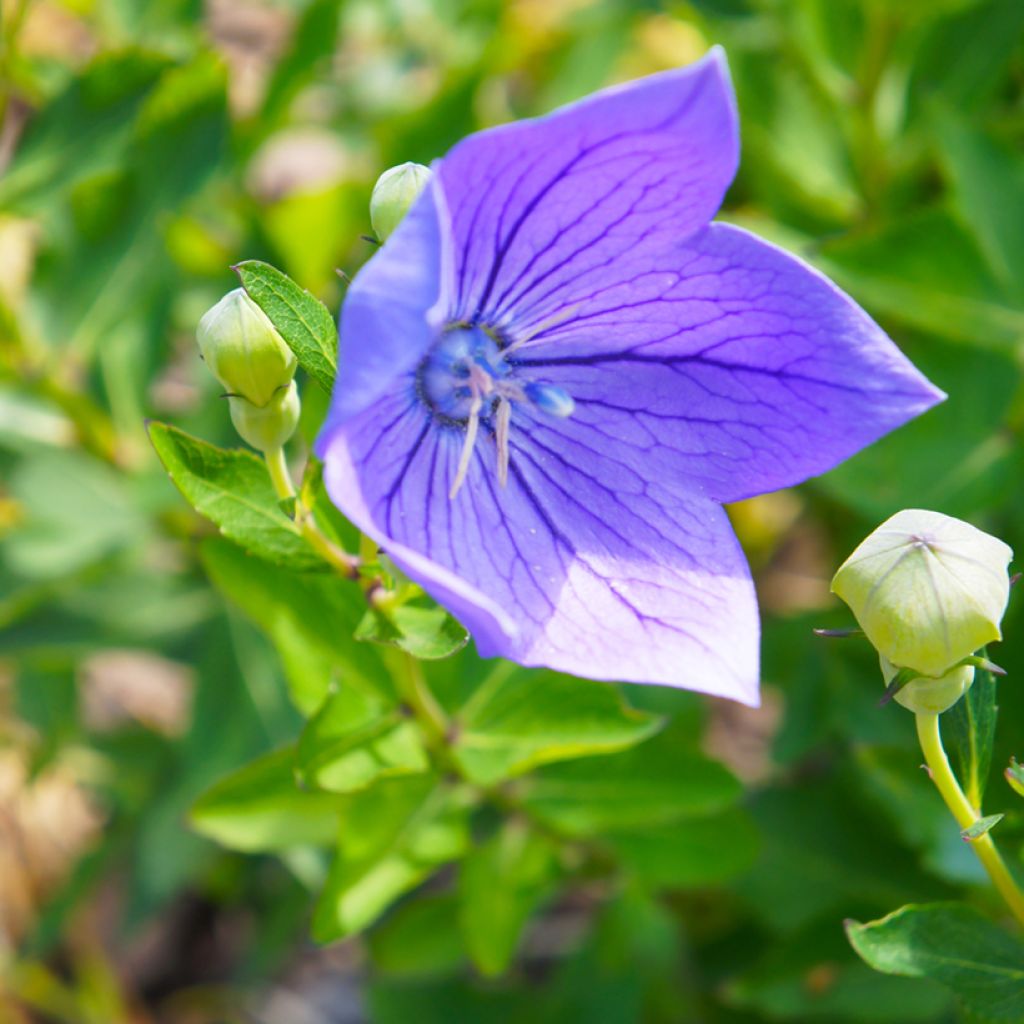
[197,288,297,408]
[832,509,1012,679]
[370,162,431,242]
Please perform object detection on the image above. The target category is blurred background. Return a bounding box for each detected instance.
[1,0,1023,1021]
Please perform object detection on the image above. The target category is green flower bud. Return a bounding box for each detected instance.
[1005,759,1024,799]
[832,509,1012,678]
[197,288,297,408]
[228,380,300,453]
[879,654,975,715]
[370,162,431,242]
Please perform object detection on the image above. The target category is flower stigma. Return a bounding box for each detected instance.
[417,325,575,500]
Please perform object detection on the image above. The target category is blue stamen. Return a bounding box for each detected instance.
[525,382,575,418]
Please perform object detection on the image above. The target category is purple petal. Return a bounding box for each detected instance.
[510,223,945,503]
[317,180,451,444]
[322,388,761,706]
[438,48,738,328]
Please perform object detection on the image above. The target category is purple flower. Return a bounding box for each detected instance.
[317,49,943,706]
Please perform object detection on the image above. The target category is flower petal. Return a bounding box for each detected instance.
[322,387,760,706]
[438,48,738,327]
[511,222,945,503]
[317,180,452,444]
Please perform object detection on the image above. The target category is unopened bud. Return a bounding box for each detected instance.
[228,381,300,453]
[197,288,297,408]
[832,509,1012,678]
[370,162,431,242]
[1005,759,1024,799]
[880,655,974,715]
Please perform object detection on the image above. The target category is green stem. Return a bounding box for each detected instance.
[264,446,360,578]
[396,653,450,750]
[916,712,1024,928]
[264,445,296,500]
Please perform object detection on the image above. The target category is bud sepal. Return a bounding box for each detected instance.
[878,655,975,714]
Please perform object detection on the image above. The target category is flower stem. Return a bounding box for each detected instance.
[916,711,1024,927]
[264,446,360,579]
[264,445,296,500]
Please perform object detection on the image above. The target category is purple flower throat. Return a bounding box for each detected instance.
[418,323,575,497]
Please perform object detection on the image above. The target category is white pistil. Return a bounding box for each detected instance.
[449,364,493,500]
[495,397,511,488]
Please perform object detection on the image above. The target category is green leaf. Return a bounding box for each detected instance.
[934,109,1024,299]
[367,893,466,977]
[261,0,344,127]
[149,422,321,569]
[297,686,429,793]
[201,538,389,716]
[961,814,1003,842]
[2,450,145,580]
[452,665,661,786]
[0,50,168,214]
[727,920,951,1023]
[313,776,470,941]
[355,602,469,660]
[458,820,557,977]
[516,731,741,836]
[190,747,341,852]
[235,260,337,394]
[947,664,999,809]
[820,208,1024,351]
[852,745,980,886]
[735,784,950,934]
[607,809,759,888]
[847,903,1024,1023]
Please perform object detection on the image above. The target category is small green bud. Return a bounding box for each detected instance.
[832,509,1012,678]
[197,288,297,408]
[1005,758,1024,799]
[370,162,431,242]
[879,654,975,715]
[228,380,300,453]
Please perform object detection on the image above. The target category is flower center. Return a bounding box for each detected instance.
[417,325,574,498]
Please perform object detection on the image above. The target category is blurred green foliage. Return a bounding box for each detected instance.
[1,1,1022,1022]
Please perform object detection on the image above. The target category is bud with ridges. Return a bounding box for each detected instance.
[370,162,431,242]
[197,288,297,408]
[831,509,1012,679]
[229,380,300,453]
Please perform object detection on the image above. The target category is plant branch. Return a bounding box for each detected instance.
[916,711,1024,928]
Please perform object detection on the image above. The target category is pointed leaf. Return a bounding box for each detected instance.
[847,903,1024,1023]
[452,666,661,786]
[149,422,321,569]
[355,602,468,660]
[458,820,557,976]
[946,663,998,808]
[313,776,469,941]
[191,747,340,852]
[960,814,1003,842]
[297,686,429,793]
[516,731,741,836]
[235,260,337,393]
[201,538,389,715]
